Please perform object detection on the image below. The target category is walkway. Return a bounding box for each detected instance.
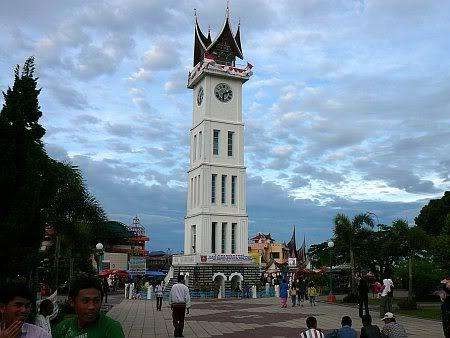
[107,297,444,337]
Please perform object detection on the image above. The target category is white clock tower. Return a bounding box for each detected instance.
[184,10,253,258]
[170,7,259,293]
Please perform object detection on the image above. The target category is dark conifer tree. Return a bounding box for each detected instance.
[0,56,47,281]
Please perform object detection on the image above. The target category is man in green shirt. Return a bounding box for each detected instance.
[54,274,124,338]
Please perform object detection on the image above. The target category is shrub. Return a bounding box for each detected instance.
[397,298,418,310]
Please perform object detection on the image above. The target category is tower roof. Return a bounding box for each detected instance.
[192,8,243,67]
[287,225,297,259]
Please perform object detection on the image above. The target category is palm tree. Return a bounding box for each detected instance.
[333,213,374,297]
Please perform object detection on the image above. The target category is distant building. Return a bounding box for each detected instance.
[146,251,172,272]
[248,233,289,266]
[108,216,149,257]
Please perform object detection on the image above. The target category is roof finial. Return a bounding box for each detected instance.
[194,8,197,20]
[226,0,230,18]
[238,17,241,27]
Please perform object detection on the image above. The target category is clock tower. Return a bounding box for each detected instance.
[185,9,253,257]
[170,7,258,295]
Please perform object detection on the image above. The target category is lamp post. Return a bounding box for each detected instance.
[327,240,336,303]
[95,242,104,274]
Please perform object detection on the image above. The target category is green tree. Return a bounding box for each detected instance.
[415,191,450,235]
[308,242,330,268]
[333,213,374,297]
[0,57,48,281]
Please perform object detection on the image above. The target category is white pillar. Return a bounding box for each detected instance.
[252,285,257,298]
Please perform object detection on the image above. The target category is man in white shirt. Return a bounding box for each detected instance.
[300,316,325,338]
[169,275,191,337]
[380,278,394,317]
[0,283,51,338]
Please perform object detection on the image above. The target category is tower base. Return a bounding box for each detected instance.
[170,254,261,297]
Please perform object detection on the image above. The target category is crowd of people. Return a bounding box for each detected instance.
[0,273,448,337]
[300,313,407,338]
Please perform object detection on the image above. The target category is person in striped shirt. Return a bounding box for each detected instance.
[300,316,325,338]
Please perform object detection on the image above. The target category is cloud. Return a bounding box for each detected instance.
[105,123,134,137]
[73,114,101,125]
[2,1,450,251]
[128,68,152,82]
[48,83,90,109]
[143,39,181,71]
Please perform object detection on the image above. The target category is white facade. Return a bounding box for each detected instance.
[184,61,253,256]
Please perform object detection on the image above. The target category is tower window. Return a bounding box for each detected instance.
[221,222,227,254]
[190,178,194,208]
[211,174,217,204]
[231,175,237,205]
[213,129,220,155]
[198,131,202,160]
[192,225,196,253]
[231,223,237,254]
[221,175,227,204]
[193,134,197,160]
[211,222,216,253]
[227,131,234,156]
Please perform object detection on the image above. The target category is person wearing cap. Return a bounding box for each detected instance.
[381,312,407,337]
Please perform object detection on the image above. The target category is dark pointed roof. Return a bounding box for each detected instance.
[287,225,298,259]
[192,9,243,67]
[205,15,243,60]
[235,21,242,52]
[193,16,211,66]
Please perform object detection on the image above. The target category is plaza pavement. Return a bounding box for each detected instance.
[108,297,444,338]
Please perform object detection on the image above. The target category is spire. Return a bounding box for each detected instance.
[192,5,243,67]
[204,5,243,65]
[207,25,212,45]
[287,225,297,259]
[193,10,212,66]
[235,19,242,54]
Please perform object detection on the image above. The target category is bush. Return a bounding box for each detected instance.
[397,298,418,310]
[394,258,444,301]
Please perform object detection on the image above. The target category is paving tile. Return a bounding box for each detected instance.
[109,297,445,337]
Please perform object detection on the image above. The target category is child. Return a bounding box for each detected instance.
[35,298,57,335]
[307,283,318,306]
[289,284,297,307]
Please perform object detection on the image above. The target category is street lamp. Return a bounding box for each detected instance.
[327,240,336,303]
[95,242,104,274]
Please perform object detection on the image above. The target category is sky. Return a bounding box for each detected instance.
[1,0,449,252]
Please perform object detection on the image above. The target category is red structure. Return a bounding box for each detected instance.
[108,216,149,257]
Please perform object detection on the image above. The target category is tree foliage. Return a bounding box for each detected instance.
[415,191,450,235]
[320,192,449,298]
[0,57,132,285]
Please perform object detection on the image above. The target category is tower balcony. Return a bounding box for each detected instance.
[187,58,253,89]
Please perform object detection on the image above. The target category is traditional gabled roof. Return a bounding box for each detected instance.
[193,15,211,66]
[235,21,242,52]
[250,232,273,242]
[286,225,298,259]
[205,14,243,60]
[192,8,243,67]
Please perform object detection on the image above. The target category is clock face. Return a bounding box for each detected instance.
[197,86,204,106]
[214,83,233,103]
